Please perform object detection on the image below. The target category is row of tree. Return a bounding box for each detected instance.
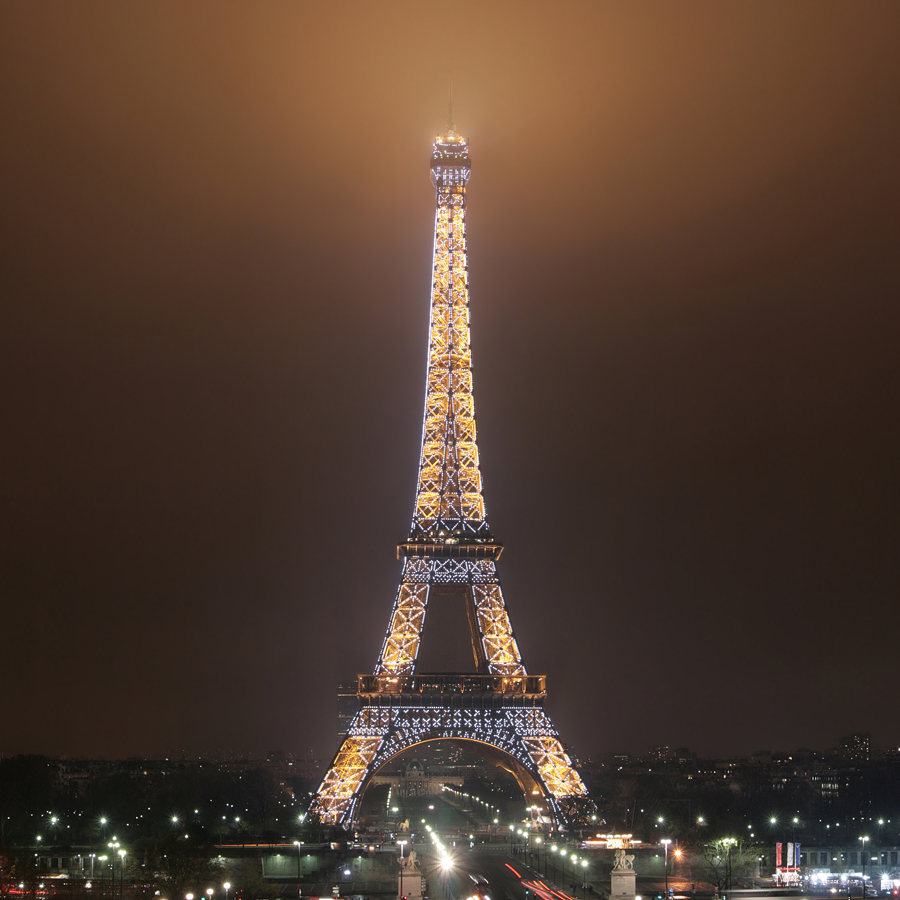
[0,756,315,848]
[0,839,277,900]
[585,759,900,842]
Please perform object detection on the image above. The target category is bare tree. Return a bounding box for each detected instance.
[697,838,759,891]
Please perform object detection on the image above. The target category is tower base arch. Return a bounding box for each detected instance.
[310,699,588,831]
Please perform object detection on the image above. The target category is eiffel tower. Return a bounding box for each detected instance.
[309,120,589,830]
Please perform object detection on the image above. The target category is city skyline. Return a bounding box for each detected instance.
[2,3,898,763]
[2,728,889,765]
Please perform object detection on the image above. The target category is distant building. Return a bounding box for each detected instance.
[840,732,870,763]
[370,757,463,797]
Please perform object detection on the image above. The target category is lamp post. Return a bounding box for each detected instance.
[581,858,589,899]
[860,837,869,900]
[118,849,126,899]
[723,839,737,892]
[294,841,303,900]
[440,853,453,898]
[397,840,408,900]
[224,882,231,900]
[107,841,120,899]
[662,840,671,899]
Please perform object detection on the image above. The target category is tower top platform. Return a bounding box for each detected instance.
[431,131,470,189]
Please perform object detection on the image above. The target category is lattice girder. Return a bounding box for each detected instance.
[411,179,487,540]
[375,557,523,677]
[308,703,588,828]
[310,128,591,833]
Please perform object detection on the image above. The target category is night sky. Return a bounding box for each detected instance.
[2,3,898,763]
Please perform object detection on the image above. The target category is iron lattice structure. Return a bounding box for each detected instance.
[309,127,589,829]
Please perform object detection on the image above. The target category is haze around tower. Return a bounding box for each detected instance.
[1,2,898,761]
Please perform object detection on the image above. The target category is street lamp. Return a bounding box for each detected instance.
[397,840,408,900]
[722,839,737,892]
[224,882,231,900]
[860,837,869,900]
[440,853,453,899]
[662,840,671,899]
[581,859,589,899]
[118,849,126,899]
[294,841,303,900]
[108,840,120,899]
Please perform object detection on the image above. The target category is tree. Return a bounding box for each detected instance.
[697,838,759,891]
[151,836,218,900]
[228,858,270,900]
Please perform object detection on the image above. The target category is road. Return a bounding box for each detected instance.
[422,846,581,900]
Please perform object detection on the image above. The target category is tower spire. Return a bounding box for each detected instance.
[448,71,454,132]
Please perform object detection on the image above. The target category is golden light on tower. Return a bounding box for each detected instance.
[308,123,589,828]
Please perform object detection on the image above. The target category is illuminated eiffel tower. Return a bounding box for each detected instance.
[309,120,589,830]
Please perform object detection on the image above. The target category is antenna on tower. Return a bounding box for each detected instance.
[448,70,454,132]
